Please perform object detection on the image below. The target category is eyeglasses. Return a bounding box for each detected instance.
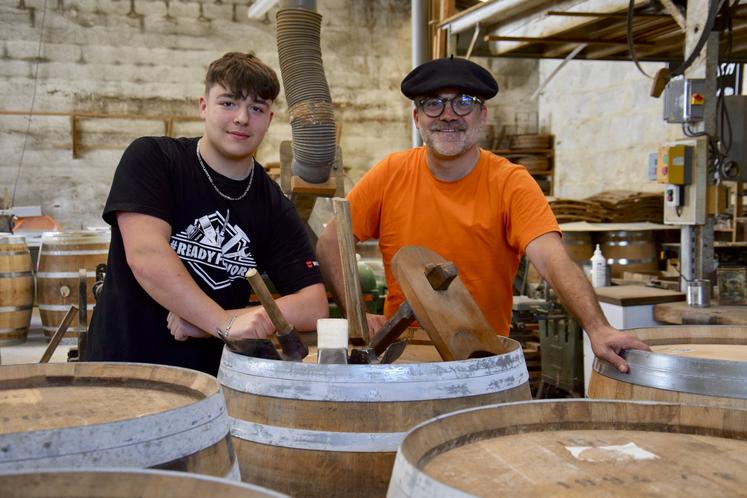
[416,94,484,118]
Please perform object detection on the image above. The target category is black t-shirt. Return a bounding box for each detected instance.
[84,136,322,375]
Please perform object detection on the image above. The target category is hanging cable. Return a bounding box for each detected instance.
[10,0,50,209]
[669,0,727,78]
[626,0,654,79]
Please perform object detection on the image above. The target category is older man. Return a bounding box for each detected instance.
[317,56,647,372]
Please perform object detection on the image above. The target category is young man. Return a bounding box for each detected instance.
[317,56,648,373]
[84,52,327,375]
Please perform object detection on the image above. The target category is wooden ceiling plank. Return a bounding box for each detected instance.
[542,43,588,59]
[546,10,674,19]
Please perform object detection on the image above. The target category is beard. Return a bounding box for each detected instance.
[419,120,482,158]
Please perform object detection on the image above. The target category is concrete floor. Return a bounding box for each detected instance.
[0,308,74,365]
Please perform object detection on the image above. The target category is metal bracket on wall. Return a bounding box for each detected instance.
[279,140,344,221]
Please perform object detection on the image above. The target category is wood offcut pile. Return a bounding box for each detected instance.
[550,190,664,224]
[548,199,606,223]
[587,190,664,223]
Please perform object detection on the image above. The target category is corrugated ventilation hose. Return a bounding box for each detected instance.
[276,5,336,183]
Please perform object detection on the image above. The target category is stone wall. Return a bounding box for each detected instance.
[2,1,740,230]
[2,0,421,228]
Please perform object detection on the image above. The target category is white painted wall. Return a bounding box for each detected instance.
[538,59,683,199]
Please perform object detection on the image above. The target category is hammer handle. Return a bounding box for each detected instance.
[333,197,370,343]
[246,269,291,335]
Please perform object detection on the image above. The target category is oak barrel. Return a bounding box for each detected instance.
[597,230,658,278]
[218,339,531,498]
[388,399,747,497]
[561,231,593,264]
[589,325,747,409]
[0,469,284,498]
[36,230,110,339]
[0,234,33,345]
[0,362,239,479]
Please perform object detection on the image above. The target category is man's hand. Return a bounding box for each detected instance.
[589,325,651,373]
[167,312,211,341]
[227,307,276,341]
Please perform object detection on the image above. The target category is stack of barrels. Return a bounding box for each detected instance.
[3,232,745,498]
[0,230,111,347]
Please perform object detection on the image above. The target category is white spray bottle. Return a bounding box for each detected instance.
[591,244,608,288]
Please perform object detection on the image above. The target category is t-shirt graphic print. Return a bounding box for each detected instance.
[170,210,255,290]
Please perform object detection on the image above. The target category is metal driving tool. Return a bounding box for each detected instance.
[246,268,309,361]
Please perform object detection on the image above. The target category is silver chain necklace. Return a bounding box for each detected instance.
[196,139,255,201]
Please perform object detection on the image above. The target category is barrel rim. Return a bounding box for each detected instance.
[388,399,747,498]
[592,347,747,399]
[40,230,110,244]
[0,467,286,497]
[218,340,529,402]
[0,362,220,397]
[0,235,28,244]
[0,362,229,472]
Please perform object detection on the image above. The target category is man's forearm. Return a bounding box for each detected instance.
[526,233,610,334]
[128,242,229,337]
[543,257,610,333]
[272,283,328,331]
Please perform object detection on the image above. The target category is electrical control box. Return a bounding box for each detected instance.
[663,77,706,123]
[657,145,693,185]
[663,138,707,226]
[665,185,682,207]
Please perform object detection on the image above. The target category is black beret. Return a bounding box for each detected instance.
[401,56,499,100]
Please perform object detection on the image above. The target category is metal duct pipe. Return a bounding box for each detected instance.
[411,0,428,147]
[276,0,336,184]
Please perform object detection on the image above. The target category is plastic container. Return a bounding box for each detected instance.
[591,244,608,288]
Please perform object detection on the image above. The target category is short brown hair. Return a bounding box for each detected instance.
[204,52,280,102]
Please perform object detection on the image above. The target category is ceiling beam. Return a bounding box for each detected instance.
[483,34,654,47]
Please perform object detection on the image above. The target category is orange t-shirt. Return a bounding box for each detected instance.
[348,147,559,335]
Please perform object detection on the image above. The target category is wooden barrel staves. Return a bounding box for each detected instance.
[0,469,285,498]
[0,234,33,345]
[589,325,747,409]
[36,230,110,339]
[561,231,593,265]
[388,399,747,497]
[597,230,658,278]
[0,363,239,479]
[218,340,531,498]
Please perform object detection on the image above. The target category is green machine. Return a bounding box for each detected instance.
[329,260,386,317]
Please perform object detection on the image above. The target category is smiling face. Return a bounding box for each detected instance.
[199,83,274,164]
[413,88,487,160]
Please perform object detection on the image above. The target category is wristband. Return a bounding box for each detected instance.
[217,314,237,341]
